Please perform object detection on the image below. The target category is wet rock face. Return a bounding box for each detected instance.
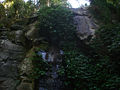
[72,8,98,41]
[0,26,25,90]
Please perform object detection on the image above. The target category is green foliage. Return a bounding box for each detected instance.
[61,50,120,89]
[0,3,5,27]
[51,0,69,6]
[8,0,35,18]
[23,1,35,17]
[90,0,112,23]
[37,5,76,47]
[30,50,50,79]
[0,4,5,19]
[0,0,69,27]
[90,0,120,23]
[90,24,120,73]
[91,24,120,56]
[0,0,36,27]
[36,4,120,90]
[90,1,120,82]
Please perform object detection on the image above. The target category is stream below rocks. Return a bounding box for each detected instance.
[35,48,65,90]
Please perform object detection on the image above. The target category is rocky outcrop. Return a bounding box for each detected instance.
[0,26,26,90]
[72,8,98,41]
[0,17,38,90]
[25,8,98,43]
[17,49,34,90]
[0,7,98,90]
[25,21,39,41]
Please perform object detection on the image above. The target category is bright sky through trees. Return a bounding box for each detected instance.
[0,0,90,8]
[68,0,90,8]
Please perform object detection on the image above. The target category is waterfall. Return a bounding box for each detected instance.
[36,48,64,90]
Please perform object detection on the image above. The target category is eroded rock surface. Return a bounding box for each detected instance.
[72,8,98,41]
[0,26,25,90]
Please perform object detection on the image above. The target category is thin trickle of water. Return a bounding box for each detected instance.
[60,50,64,55]
[36,48,64,90]
[37,51,46,60]
[47,54,54,62]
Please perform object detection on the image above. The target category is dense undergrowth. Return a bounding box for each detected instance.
[0,0,35,28]
[29,3,120,89]
[90,0,120,75]
[37,5,76,47]
[1,0,120,89]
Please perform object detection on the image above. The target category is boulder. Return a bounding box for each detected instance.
[0,77,18,90]
[0,61,18,78]
[0,39,25,90]
[8,30,25,45]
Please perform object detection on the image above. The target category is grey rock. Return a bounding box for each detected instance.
[17,82,33,90]
[0,52,9,61]
[0,40,24,52]
[8,30,24,44]
[0,61,18,78]
[73,8,98,41]
[25,21,39,40]
[10,24,24,30]
[71,8,88,16]
[0,27,25,90]
[0,78,17,90]
[0,28,8,31]
[74,15,92,40]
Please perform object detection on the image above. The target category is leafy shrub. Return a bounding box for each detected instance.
[0,3,5,18]
[90,24,120,72]
[63,51,92,89]
[30,51,50,79]
[30,2,120,89]
[90,0,120,23]
[61,50,120,90]
[90,0,112,23]
[37,5,76,47]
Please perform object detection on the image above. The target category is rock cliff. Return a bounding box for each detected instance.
[0,8,97,90]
